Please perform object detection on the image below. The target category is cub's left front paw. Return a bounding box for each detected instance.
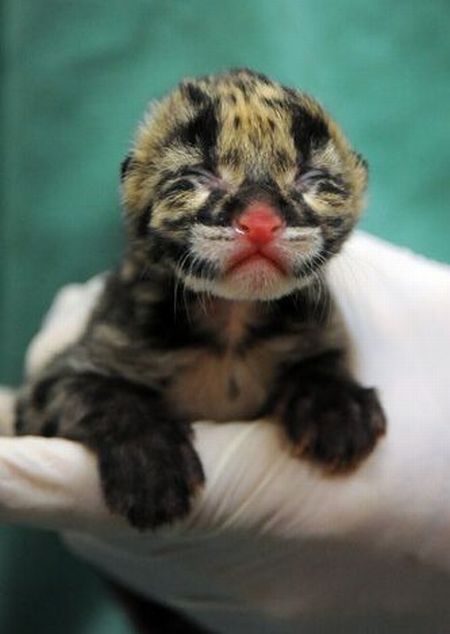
[281,377,386,472]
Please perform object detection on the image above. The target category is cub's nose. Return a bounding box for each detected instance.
[234,203,284,245]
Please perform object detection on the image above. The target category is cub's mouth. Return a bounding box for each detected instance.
[226,249,288,276]
[223,252,288,299]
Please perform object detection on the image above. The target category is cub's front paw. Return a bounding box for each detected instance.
[281,377,386,472]
[98,428,205,530]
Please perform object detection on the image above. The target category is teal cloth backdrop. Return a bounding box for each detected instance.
[1,1,449,632]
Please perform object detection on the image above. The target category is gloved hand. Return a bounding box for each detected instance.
[0,232,449,634]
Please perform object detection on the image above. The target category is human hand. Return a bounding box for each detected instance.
[1,232,449,633]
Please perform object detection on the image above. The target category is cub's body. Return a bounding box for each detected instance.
[16,70,385,529]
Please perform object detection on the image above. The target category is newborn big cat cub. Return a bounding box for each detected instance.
[16,69,386,529]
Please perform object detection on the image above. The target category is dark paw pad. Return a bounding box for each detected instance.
[99,430,205,530]
[283,378,386,472]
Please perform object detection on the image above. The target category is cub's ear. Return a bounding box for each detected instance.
[120,154,133,180]
[354,151,369,172]
[353,151,369,190]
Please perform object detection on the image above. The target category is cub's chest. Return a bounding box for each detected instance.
[165,344,278,422]
[162,299,309,422]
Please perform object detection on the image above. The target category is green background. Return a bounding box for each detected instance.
[1,1,449,632]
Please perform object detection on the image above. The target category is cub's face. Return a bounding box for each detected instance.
[121,69,367,301]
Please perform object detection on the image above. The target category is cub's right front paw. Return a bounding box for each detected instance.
[98,429,205,530]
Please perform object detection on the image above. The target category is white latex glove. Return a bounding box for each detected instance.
[1,232,449,633]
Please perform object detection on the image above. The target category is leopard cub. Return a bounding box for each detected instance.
[16,69,385,529]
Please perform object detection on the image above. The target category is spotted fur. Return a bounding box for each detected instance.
[16,70,385,529]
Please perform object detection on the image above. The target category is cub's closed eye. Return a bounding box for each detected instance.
[295,169,349,197]
[160,167,223,198]
[185,167,216,181]
[185,167,228,190]
[295,168,329,189]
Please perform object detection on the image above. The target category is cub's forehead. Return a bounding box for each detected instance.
[179,69,317,112]
[140,70,334,173]
[176,70,330,141]
[182,69,295,105]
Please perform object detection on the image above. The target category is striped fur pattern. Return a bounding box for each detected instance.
[121,69,368,299]
[16,70,385,530]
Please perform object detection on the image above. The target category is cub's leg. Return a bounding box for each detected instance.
[276,352,386,472]
[16,371,204,529]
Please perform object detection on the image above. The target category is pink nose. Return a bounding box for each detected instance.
[234,204,284,245]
